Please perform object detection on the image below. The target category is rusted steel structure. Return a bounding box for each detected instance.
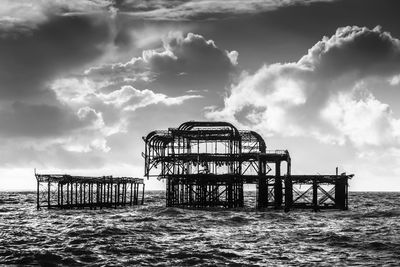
[144,121,352,211]
[35,173,145,210]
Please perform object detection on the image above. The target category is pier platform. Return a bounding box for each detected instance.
[35,173,144,210]
[143,121,353,211]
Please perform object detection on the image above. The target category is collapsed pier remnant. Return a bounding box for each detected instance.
[35,173,144,210]
[143,121,353,211]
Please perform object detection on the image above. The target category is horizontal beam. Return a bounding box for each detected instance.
[35,173,144,184]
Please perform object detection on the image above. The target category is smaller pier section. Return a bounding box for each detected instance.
[35,173,145,210]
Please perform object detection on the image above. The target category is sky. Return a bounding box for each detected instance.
[1,0,400,191]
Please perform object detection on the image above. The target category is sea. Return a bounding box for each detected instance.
[0,191,399,266]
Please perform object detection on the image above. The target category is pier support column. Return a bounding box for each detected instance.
[141,183,145,205]
[47,181,51,209]
[313,178,319,212]
[60,183,64,208]
[274,161,282,209]
[227,183,233,208]
[257,178,268,208]
[284,175,293,212]
[335,177,348,210]
[36,180,40,210]
[257,156,268,209]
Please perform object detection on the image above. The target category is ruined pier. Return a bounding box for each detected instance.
[35,173,144,210]
[143,121,352,211]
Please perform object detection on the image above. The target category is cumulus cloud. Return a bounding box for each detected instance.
[98,85,202,111]
[3,30,217,168]
[207,26,400,149]
[298,25,400,78]
[51,77,202,111]
[86,32,238,94]
[321,85,400,148]
[48,77,203,155]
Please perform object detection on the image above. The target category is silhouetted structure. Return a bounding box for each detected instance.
[144,121,352,211]
[35,173,144,210]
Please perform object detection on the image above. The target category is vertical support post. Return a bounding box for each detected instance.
[257,155,268,209]
[82,183,85,208]
[130,183,133,206]
[117,183,120,207]
[313,178,319,212]
[57,183,60,208]
[110,183,113,207]
[107,182,110,206]
[114,184,118,208]
[36,179,40,210]
[274,161,282,209]
[141,183,145,205]
[75,182,78,207]
[98,183,101,209]
[123,182,127,206]
[66,182,70,208]
[284,175,293,212]
[79,183,82,209]
[88,183,92,209]
[47,180,51,209]
[166,178,171,207]
[60,183,64,208]
[70,182,73,208]
[335,176,348,210]
[257,178,267,208]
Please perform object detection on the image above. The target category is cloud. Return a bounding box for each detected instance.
[48,77,202,153]
[97,85,203,111]
[0,29,214,169]
[207,26,400,149]
[0,101,110,158]
[321,85,400,148]
[86,32,238,94]
[389,74,400,86]
[0,15,112,101]
[0,10,116,145]
[116,0,336,20]
[0,102,102,138]
[0,12,117,165]
[298,25,400,78]
[0,0,113,32]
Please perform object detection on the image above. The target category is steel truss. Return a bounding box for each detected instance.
[143,121,352,211]
[35,173,145,210]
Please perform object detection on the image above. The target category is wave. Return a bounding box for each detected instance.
[1,191,400,266]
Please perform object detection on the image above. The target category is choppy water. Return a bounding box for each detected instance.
[0,191,399,266]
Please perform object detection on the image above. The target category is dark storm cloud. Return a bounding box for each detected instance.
[0,11,121,171]
[299,26,400,78]
[0,102,93,138]
[0,15,112,100]
[0,12,115,145]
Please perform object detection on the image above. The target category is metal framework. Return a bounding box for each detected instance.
[35,173,145,210]
[144,121,353,211]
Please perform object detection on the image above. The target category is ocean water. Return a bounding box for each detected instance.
[0,191,399,266]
